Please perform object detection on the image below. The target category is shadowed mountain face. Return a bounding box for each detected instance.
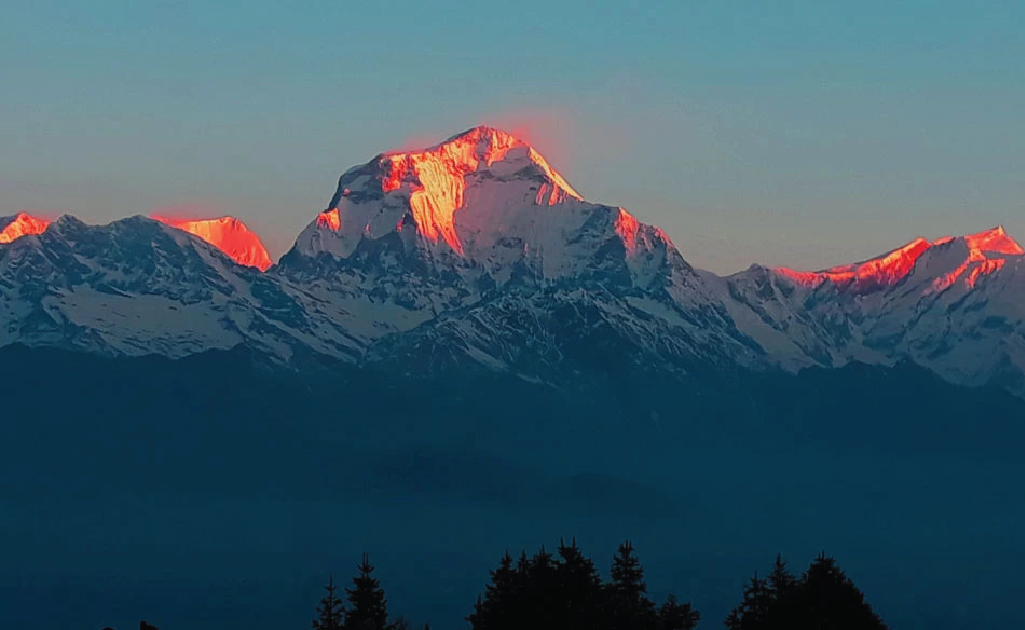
[2,345,1025,629]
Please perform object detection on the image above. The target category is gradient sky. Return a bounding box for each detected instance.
[1,0,1022,274]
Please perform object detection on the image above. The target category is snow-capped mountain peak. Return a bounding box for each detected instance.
[714,224,1025,395]
[0,214,315,359]
[774,236,933,293]
[964,224,1023,255]
[925,226,1024,293]
[772,226,1024,296]
[271,126,756,377]
[291,125,586,261]
[4,125,1025,399]
[152,215,273,271]
[374,125,583,209]
[285,125,693,291]
[1,127,750,385]
[0,212,51,244]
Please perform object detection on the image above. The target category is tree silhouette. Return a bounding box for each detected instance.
[469,547,557,630]
[656,593,700,630]
[313,575,345,630]
[740,572,772,627]
[345,553,388,630]
[469,539,696,630]
[468,551,518,630]
[556,537,603,629]
[764,553,797,627]
[767,554,795,599]
[607,541,656,630]
[524,545,559,627]
[99,542,897,630]
[725,606,743,630]
[724,552,887,629]
[796,552,886,630]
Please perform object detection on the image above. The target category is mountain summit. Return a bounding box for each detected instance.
[152,215,273,271]
[774,226,1025,295]
[773,226,1024,294]
[292,125,585,260]
[714,224,1025,393]
[272,125,752,379]
[0,213,51,244]
[286,125,679,284]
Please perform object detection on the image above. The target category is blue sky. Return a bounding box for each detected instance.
[1,0,1022,273]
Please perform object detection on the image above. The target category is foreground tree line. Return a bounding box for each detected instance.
[104,540,888,630]
[464,540,886,630]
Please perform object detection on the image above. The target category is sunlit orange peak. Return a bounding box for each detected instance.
[929,226,1023,293]
[0,213,51,244]
[775,237,933,291]
[380,125,580,197]
[776,226,1022,294]
[153,215,273,271]
[964,225,1024,256]
[378,126,583,253]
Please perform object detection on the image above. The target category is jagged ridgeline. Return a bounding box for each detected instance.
[2,126,1025,395]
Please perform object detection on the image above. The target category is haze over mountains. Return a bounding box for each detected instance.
[2,125,1023,395]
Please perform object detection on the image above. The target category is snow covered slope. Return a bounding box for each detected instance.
[712,227,1025,393]
[0,125,759,382]
[3,126,1025,395]
[0,215,320,359]
[277,125,760,376]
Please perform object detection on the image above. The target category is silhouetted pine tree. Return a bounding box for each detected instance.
[469,594,486,630]
[724,553,887,630]
[724,606,743,630]
[607,541,656,630]
[556,537,603,629]
[763,554,797,627]
[524,545,560,627]
[470,539,698,630]
[313,575,345,630]
[468,551,520,630]
[767,555,795,598]
[740,572,772,628]
[345,553,388,630]
[796,552,886,630]
[656,593,700,630]
[515,550,531,581]
[511,550,533,628]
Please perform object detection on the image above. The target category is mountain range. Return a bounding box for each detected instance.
[5,126,1025,630]
[2,125,1021,396]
